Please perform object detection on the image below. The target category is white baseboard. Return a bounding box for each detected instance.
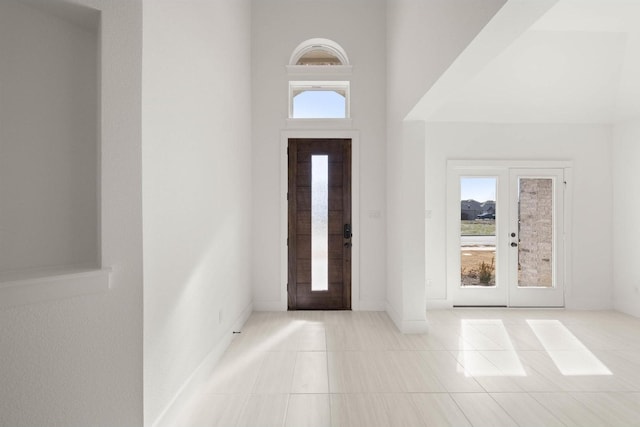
[385,300,429,334]
[385,300,402,330]
[152,302,253,427]
[253,300,286,311]
[427,299,453,310]
[614,300,640,318]
[356,300,385,311]
[252,300,385,312]
[565,297,613,311]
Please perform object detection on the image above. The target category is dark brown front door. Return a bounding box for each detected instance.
[288,139,351,310]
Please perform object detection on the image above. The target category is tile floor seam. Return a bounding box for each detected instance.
[323,325,334,424]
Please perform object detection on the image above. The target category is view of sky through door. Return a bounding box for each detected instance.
[460,177,497,287]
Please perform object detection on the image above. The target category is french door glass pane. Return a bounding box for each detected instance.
[518,178,553,288]
[311,155,329,291]
[460,177,497,287]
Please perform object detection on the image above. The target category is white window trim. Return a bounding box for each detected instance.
[285,64,353,76]
[286,118,353,129]
[289,80,351,119]
[289,38,350,66]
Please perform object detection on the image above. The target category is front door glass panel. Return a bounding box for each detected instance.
[311,155,329,291]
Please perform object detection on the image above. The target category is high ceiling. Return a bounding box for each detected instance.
[412,0,640,124]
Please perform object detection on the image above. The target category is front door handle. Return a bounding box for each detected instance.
[343,224,352,239]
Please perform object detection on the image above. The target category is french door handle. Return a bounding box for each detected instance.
[511,242,518,247]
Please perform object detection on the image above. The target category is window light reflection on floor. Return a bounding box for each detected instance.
[458,319,527,377]
[526,319,612,376]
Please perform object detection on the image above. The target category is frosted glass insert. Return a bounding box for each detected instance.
[311,155,329,291]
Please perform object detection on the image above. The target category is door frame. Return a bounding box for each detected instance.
[280,130,360,311]
[446,160,573,307]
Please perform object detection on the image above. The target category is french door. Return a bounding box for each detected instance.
[448,163,567,307]
[288,139,352,310]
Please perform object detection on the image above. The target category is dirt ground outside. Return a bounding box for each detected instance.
[461,219,497,286]
[461,249,496,286]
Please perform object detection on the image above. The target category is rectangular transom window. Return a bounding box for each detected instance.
[289,81,350,119]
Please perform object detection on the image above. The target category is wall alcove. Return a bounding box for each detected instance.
[0,0,107,303]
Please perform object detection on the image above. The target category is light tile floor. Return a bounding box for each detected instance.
[169,310,640,426]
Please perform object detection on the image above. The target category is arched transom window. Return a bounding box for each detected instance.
[289,38,350,66]
[288,39,351,120]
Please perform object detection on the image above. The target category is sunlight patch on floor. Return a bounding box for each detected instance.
[527,319,612,376]
[458,319,527,376]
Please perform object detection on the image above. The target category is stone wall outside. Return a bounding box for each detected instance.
[518,178,553,287]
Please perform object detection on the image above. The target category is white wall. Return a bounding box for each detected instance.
[251,0,387,310]
[142,0,253,425]
[387,0,507,121]
[0,0,98,273]
[386,0,505,330]
[425,122,613,309]
[613,120,640,317]
[0,0,144,425]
